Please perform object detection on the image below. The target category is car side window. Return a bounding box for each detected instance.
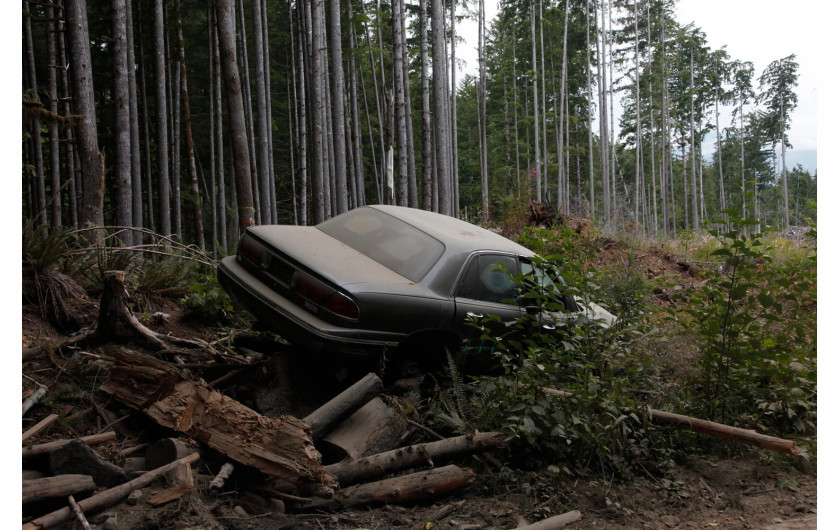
[456,254,518,305]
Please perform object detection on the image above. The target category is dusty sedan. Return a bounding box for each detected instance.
[217,205,614,377]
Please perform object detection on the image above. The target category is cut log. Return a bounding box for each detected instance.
[22,452,200,530]
[23,414,59,443]
[515,510,582,529]
[100,348,336,492]
[145,438,199,470]
[319,397,405,462]
[299,465,475,511]
[147,482,192,506]
[22,475,96,504]
[326,431,507,486]
[303,373,383,441]
[23,432,116,459]
[541,387,800,455]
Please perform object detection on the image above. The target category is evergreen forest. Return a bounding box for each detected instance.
[21,0,816,248]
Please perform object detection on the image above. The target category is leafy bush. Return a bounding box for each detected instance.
[180,276,240,325]
[464,257,670,477]
[671,217,816,436]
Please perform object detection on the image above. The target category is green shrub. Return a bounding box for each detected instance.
[671,217,816,437]
[180,276,239,325]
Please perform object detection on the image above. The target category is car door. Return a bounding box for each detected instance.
[453,253,523,371]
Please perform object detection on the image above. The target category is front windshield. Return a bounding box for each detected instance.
[317,208,445,282]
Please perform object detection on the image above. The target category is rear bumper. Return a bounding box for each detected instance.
[217,256,403,356]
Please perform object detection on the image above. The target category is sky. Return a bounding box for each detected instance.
[455,0,820,173]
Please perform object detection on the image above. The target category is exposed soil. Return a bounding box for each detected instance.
[21,242,817,529]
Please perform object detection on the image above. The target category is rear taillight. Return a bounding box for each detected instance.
[293,271,359,319]
[237,235,264,265]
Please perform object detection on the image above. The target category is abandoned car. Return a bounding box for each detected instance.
[218,205,615,377]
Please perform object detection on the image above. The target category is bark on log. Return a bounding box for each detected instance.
[22,432,116,459]
[541,388,800,455]
[647,409,800,455]
[67,495,91,530]
[22,453,200,530]
[319,397,405,462]
[303,373,383,441]
[100,348,336,491]
[23,414,59,442]
[299,465,475,511]
[22,475,96,504]
[326,431,507,486]
[515,510,582,529]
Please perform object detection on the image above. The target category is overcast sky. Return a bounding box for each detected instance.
[456,0,819,172]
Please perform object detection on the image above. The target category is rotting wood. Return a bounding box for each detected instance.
[21,453,200,530]
[23,414,59,443]
[303,372,383,441]
[541,387,800,455]
[147,482,192,506]
[298,464,475,511]
[22,475,96,505]
[100,348,336,491]
[145,438,198,470]
[326,431,507,486]
[319,397,405,462]
[23,432,116,460]
[515,510,582,530]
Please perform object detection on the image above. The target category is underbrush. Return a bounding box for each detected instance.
[419,216,816,479]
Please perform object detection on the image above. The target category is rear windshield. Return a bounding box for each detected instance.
[317,208,445,282]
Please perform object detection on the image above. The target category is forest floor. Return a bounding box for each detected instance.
[21,234,818,529]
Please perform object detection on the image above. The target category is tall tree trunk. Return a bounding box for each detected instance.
[450,0,458,215]
[56,3,79,229]
[586,0,594,219]
[399,0,418,209]
[66,0,104,232]
[126,0,142,243]
[216,0,255,234]
[112,0,132,237]
[327,0,348,214]
[153,0,171,236]
[431,0,452,215]
[392,0,408,206]
[46,3,62,229]
[176,0,204,250]
[168,17,183,239]
[530,2,541,202]
[24,0,46,226]
[478,0,488,224]
[295,3,309,225]
[236,0,261,225]
[251,0,273,223]
[419,0,432,210]
[780,96,790,230]
[261,0,277,224]
[689,49,698,230]
[212,9,228,249]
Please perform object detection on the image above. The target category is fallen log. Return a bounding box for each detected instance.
[515,510,582,530]
[319,397,405,462]
[22,414,59,443]
[144,438,198,470]
[303,372,383,441]
[22,432,116,460]
[541,388,799,455]
[100,348,336,492]
[22,452,200,530]
[326,431,507,486]
[23,386,48,417]
[647,409,800,455]
[22,475,96,505]
[299,464,475,511]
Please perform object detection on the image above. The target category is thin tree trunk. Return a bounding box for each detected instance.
[450,0,458,215]
[295,3,308,225]
[399,0,418,209]
[56,3,79,229]
[153,0,171,236]
[251,0,272,224]
[236,0,261,225]
[126,0,142,242]
[216,0,255,234]
[261,0,277,224]
[46,3,62,229]
[419,0,432,210]
[392,0,408,206]
[112,0,132,236]
[176,0,204,250]
[530,2,541,203]
[478,0,488,223]
[431,0,452,215]
[24,0,46,226]
[586,1,594,218]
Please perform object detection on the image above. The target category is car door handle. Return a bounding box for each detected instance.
[467,312,483,319]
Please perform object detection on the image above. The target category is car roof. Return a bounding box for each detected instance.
[365,205,535,258]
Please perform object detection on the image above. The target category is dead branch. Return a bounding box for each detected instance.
[66,495,91,530]
[22,453,200,530]
[23,432,116,460]
[303,372,384,441]
[516,510,582,529]
[23,414,59,442]
[22,475,96,505]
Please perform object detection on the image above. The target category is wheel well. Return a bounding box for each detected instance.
[396,329,461,372]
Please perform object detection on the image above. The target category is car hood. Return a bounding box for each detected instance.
[249,225,421,289]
